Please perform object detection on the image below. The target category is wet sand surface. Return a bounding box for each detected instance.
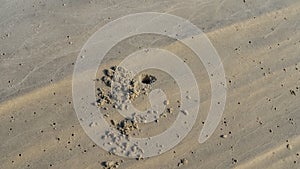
[0,0,300,168]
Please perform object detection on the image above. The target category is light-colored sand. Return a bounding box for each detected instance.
[0,0,300,168]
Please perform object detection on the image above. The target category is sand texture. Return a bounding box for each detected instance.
[0,0,300,169]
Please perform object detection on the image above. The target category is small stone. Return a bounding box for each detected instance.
[89,122,97,127]
[140,74,157,84]
[290,90,296,96]
[102,76,112,87]
[181,110,188,115]
[160,113,167,118]
[221,134,228,138]
[182,159,188,165]
[232,158,238,164]
[287,144,292,150]
[178,158,188,167]
[163,100,169,105]
[110,120,116,126]
[104,68,115,77]
[167,108,173,113]
[102,161,119,169]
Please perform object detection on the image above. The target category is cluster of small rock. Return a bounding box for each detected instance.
[102,161,120,169]
[96,66,177,160]
[96,66,157,159]
[100,127,145,158]
[98,66,153,111]
[116,118,139,136]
